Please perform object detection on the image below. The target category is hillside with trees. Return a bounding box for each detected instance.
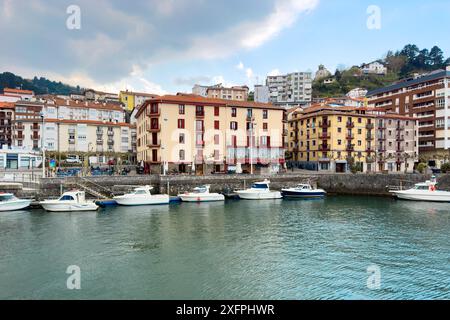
[313,44,450,98]
[0,72,83,95]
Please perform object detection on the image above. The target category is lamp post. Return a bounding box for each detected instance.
[39,111,45,178]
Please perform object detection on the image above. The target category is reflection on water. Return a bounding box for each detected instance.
[0,196,449,300]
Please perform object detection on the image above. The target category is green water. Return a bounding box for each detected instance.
[0,196,449,299]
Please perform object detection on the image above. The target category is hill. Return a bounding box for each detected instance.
[313,44,450,98]
[0,72,83,95]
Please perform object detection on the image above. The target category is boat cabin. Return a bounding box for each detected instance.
[59,191,86,202]
[251,180,271,189]
[0,193,15,202]
[192,185,210,193]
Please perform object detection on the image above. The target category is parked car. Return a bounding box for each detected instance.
[65,155,81,164]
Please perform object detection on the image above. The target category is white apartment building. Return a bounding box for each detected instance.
[266,72,312,107]
[254,85,269,103]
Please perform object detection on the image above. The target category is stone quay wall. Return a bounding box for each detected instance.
[24,173,444,199]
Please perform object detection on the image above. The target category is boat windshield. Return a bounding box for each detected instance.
[60,195,75,201]
[414,185,430,190]
[252,184,269,189]
[0,194,14,202]
[194,187,207,193]
[134,190,148,195]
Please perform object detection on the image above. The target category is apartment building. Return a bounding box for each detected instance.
[367,67,450,167]
[84,89,120,103]
[266,72,312,108]
[192,84,249,101]
[0,102,14,149]
[0,88,34,102]
[135,94,286,175]
[11,98,135,163]
[287,104,418,173]
[254,85,269,103]
[119,90,159,111]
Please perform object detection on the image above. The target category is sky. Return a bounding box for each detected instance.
[1,0,450,95]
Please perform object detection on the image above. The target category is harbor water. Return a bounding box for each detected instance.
[0,196,449,299]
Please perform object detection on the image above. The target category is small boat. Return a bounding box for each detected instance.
[281,184,327,199]
[0,193,32,212]
[40,190,99,212]
[113,185,169,206]
[178,185,225,202]
[390,177,450,202]
[235,179,282,200]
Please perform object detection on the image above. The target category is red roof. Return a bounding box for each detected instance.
[4,88,34,95]
[0,102,15,109]
[51,98,124,111]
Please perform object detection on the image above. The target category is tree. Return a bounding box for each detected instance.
[414,49,430,70]
[400,44,420,61]
[429,46,445,67]
[444,57,450,67]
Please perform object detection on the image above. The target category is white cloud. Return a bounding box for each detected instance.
[236,61,244,70]
[245,68,254,79]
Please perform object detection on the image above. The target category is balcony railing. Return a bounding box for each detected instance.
[346,134,354,140]
[319,144,330,152]
[319,132,331,139]
[366,134,374,140]
[196,111,205,118]
[366,123,374,130]
[319,121,331,128]
[147,139,161,147]
[346,121,355,129]
[147,125,161,132]
[346,145,354,152]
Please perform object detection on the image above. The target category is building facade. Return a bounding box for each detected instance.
[361,61,388,75]
[192,84,249,101]
[254,85,269,103]
[287,104,418,173]
[135,95,286,175]
[367,68,450,167]
[0,102,14,149]
[119,90,159,111]
[266,72,312,107]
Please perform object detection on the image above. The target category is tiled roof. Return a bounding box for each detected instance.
[44,119,132,127]
[136,94,282,117]
[0,102,15,109]
[4,88,34,95]
[51,98,124,111]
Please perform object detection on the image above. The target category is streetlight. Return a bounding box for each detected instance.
[39,111,45,178]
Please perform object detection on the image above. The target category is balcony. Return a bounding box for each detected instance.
[15,125,25,130]
[147,139,161,147]
[319,144,330,152]
[107,131,114,136]
[147,125,161,133]
[147,109,161,117]
[396,135,405,141]
[366,147,374,153]
[246,115,254,122]
[346,145,354,152]
[96,139,103,144]
[366,134,374,141]
[366,156,376,163]
[319,121,331,128]
[319,132,331,139]
[346,122,355,129]
[196,111,205,118]
[68,138,75,144]
[346,134,354,140]
[378,135,386,141]
[282,129,288,136]
[31,135,40,140]
[366,123,374,130]
[31,125,40,131]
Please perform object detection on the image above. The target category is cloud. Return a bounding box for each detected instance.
[245,68,254,80]
[236,62,244,70]
[0,0,319,89]
[173,76,213,87]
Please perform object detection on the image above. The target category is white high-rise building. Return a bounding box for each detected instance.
[254,85,269,103]
[266,72,312,107]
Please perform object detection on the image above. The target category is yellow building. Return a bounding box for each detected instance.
[135,94,286,175]
[288,104,418,173]
[119,91,159,111]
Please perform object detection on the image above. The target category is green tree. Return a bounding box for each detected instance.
[429,46,445,67]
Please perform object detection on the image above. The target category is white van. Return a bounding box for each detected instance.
[66,155,81,164]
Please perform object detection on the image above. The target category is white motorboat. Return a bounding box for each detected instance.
[281,184,327,198]
[113,185,169,206]
[178,185,225,202]
[235,180,282,200]
[390,177,450,202]
[40,190,99,212]
[0,193,32,212]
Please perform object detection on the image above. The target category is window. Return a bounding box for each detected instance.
[338,140,342,145]
[358,140,362,146]
[263,109,268,119]
[263,123,268,131]
[338,128,342,133]
[196,106,204,117]
[358,129,362,134]
[214,120,220,130]
[179,104,185,114]
[338,117,342,123]
[231,108,237,117]
[214,150,220,160]
[214,106,220,116]
[230,121,238,130]
[214,134,220,145]
[196,120,204,131]
[358,118,362,123]
[178,119,185,129]
[179,149,185,161]
[150,103,158,114]
[179,133,185,144]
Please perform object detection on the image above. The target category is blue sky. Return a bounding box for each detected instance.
[1,0,449,94]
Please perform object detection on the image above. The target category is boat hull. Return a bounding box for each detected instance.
[236,191,282,200]
[0,199,32,212]
[40,201,99,212]
[391,191,450,202]
[113,194,170,206]
[178,194,225,202]
[281,189,326,198]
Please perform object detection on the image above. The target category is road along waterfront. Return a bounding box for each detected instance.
[0,195,448,299]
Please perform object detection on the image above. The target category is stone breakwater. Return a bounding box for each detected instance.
[22,172,445,200]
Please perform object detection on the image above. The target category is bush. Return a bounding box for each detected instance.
[441,162,450,173]
[417,163,427,174]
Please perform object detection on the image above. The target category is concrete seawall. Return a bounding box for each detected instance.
[26,172,443,200]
